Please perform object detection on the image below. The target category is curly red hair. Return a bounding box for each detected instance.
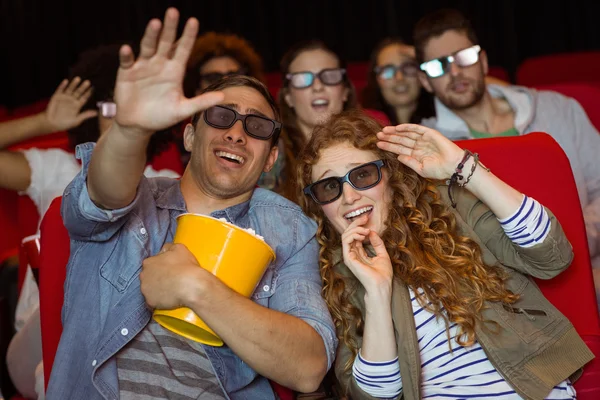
[297,110,519,372]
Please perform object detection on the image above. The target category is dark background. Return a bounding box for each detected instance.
[1,0,599,108]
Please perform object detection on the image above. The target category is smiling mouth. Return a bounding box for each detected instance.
[215,150,245,165]
[344,206,373,221]
[393,84,409,93]
[311,99,329,108]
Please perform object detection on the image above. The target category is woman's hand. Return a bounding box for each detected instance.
[377,123,464,180]
[341,215,393,296]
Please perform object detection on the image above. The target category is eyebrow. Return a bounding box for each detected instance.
[220,103,272,120]
[316,162,364,181]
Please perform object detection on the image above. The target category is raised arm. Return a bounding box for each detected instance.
[0,78,96,191]
[377,123,523,219]
[377,124,573,278]
[87,8,223,209]
[0,77,96,149]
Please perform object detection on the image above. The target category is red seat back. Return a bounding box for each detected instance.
[517,51,600,87]
[457,132,600,397]
[488,66,511,83]
[457,132,599,335]
[150,142,185,176]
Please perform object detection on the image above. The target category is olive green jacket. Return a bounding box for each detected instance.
[334,186,594,400]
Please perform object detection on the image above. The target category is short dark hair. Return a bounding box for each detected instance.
[67,44,174,162]
[191,75,281,144]
[413,8,479,64]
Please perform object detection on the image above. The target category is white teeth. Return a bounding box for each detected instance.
[216,151,245,164]
[312,99,329,106]
[393,85,408,93]
[344,206,373,219]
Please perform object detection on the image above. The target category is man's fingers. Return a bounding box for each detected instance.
[156,8,180,57]
[179,92,225,120]
[119,45,136,69]
[173,17,199,64]
[139,19,162,59]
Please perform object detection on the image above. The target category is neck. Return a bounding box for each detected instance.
[452,90,497,131]
[296,119,315,141]
[179,168,253,215]
[394,103,417,124]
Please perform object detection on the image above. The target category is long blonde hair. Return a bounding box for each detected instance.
[297,110,518,371]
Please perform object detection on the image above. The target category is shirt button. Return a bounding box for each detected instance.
[140,227,147,235]
[263,285,270,292]
[92,359,97,366]
[121,328,129,336]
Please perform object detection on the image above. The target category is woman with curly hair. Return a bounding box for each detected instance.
[297,110,592,399]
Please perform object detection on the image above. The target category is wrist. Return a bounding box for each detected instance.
[182,268,228,311]
[445,148,469,179]
[37,111,55,133]
[111,121,154,141]
[364,283,392,308]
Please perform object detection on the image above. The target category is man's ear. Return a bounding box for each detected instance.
[183,123,195,152]
[480,49,489,76]
[263,145,279,173]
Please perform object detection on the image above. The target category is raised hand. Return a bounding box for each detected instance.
[44,77,98,131]
[376,124,465,180]
[341,215,394,295]
[113,8,224,135]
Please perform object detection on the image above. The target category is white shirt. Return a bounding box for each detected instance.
[20,147,180,225]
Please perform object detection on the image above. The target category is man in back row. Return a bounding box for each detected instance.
[414,9,600,277]
[47,8,336,399]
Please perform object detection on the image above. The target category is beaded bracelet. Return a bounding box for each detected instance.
[447,149,490,207]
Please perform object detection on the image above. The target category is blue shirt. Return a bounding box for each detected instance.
[47,143,337,400]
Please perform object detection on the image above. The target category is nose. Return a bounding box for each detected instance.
[224,120,247,144]
[394,68,405,81]
[448,62,461,77]
[341,182,361,204]
[311,75,324,91]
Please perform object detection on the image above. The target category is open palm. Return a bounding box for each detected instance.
[376,123,465,180]
[114,8,223,134]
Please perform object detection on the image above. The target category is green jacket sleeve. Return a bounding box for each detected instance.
[438,184,574,279]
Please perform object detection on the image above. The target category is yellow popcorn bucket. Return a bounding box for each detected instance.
[153,214,275,346]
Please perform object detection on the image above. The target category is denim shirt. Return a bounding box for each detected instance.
[46,143,337,400]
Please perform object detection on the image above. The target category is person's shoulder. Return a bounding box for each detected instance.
[250,188,317,228]
[22,146,74,163]
[514,85,573,108]
[419,116,438,128]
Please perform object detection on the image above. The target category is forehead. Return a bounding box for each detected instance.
[220,86,274,119]
[289,49,340,73]
[423,30,475,61]
[200,56,241,74]
[377,44,415,65]
[312,143,379,178]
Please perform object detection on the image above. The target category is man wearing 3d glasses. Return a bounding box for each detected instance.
[413,8,600,278]
[47,8,336,399]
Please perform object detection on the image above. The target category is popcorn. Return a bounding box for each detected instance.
[218,218,265,241]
